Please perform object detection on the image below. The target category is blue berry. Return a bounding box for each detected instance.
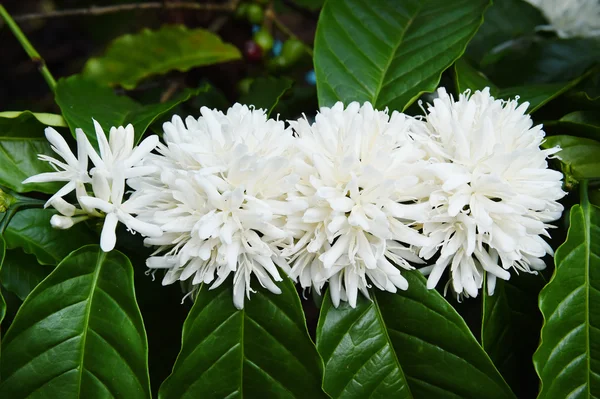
[305,70,316,86]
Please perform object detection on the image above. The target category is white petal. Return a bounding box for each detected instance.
[100,212,119,252]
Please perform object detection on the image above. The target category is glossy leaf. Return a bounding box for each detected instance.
[0,245,151,398]
[159,277,326,399]
[56,75,209,145]
[534,185,600,398]
[465,0,544,65]
[0,111,64,194]
[317,272,515,399]
[314,0,491,110]
[482,274,546,398]
[83,25,241,89]
[0,249,53,300]
[4,208,96,265]
[239,77,294,117]
[543,135,600,180]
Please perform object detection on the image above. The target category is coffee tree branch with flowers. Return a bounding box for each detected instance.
[0,0,598,397]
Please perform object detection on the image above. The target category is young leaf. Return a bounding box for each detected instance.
[0,245,151,398]
[314,0,491,110]
[55,75,209,145]
[482,274,546,398]
[0,249,53,300]
[159,277,326,399]
[0,111,64,194]
[4,208,96,266]
[542,136,600,180]
[317,272,515,399]
[82,25,241,89]
[239,77,294,117]
[534,183,600,398]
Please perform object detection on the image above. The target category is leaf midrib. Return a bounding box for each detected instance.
[76,250,105,398]
[583,186,592,398]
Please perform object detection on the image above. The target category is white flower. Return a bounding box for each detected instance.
[131,104,301,309]
[23,127,91,206]
[285,102,432,308]
[524,0,600,38]
[24,120,162,252]
[414,87,565,298]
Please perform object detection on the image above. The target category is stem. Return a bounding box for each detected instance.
[12,1,239,21]
[0,5,56,91]
[0,206,19,235]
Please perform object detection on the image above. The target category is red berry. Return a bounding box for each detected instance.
[244,40,263,62]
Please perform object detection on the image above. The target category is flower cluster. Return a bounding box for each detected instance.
[26,88,565,308]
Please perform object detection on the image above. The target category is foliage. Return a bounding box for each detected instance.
[0,0,599,398]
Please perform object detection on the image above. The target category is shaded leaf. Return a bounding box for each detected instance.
[0,236,6,325]
[55,75,209,145]
[0,112,64,194]
[4,208,96,265]
[482,274,546,398]
[239,77,294,117]
[454,58,498,94]
[314,0,491,111]
[0,249,53,300]
[317,272,515,399]
[545,111,600,141]
[0,246,151,398]
[465,0,544,65]
[533,185,600,398]
[83,25,241,89]
[543,135,600,180]
[159,277,326,399]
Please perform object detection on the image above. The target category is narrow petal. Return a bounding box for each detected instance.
[100,212,119,252]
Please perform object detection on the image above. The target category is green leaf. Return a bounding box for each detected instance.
[0,249,53,300]
[543,135,600,180]
[0,236,6,325]
[0,111,64,194]
[454,58,584,113]
[4,208,96,265]
[533,183,600,398]
[0,245,151,398]
[454,58,498,94]
[317,272,515,399]
[0,111,66,127]
[465,0,544,65]
[82,25,241,89]
[314,0,491,110]
[159,277,326,399]
[239,77,294,117]
[482,274,545,398]
[55,75,209,145]
[545,111,600,141]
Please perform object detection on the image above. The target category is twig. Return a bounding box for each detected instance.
[12,1,239,21]
[0,5,57,91]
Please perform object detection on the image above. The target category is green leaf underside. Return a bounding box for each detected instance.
[316,272,515,399]
[0,245,151,398]
[159,277,326,399]
[0,111,66,127]
[482,274,545,397]
[4,208,96,266]
[239,77,294,117]
[0,249,53,300]
[55,75,209,145]
[0,112,63,194]
[82,25,241,89]
[533,189,600,398]
[543,135,600,180]
[314,0,490,111]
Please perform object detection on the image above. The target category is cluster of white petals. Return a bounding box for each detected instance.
[285,102,431,307]
[524,0,600,38]
[27,88,565,308]
[24,121,162,252]
[413,88,565,298]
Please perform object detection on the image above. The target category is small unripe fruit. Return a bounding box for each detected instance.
[246,4,264,24]
[244,40,263,62]
[254,29,274,52]
[281,39,305,64]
